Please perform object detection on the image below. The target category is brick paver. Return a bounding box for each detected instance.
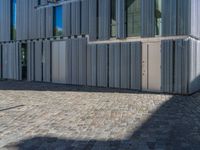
[0,81,200,150]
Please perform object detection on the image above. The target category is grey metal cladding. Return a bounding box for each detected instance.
[177,0,190,35]
[162,0,177,36]
[116,0,126,39]
[71,1,81,35]
[141,0,155,37]
[36,8,46,38]
[27,41,35,81]
[130,42,141,90]
[174,39,189,94]
[46,7,53,38]
[188,38,200,94]
[98,0,111,40]
[71,38,79,84]
[43,40,51,82]
[34,40,43,82]
[121,42,131,89]
[78,38,87,85]
[87,44,97,86]
[81,0,89,35]
[0,44,2,78]
[190,0,200,38]
[89,0,97,40]
[97,44,108,87]
[63,3,71,36]
[66,39,72,84]
[161,40,174,93]
[0,0,11,42]
[109,43,121,88]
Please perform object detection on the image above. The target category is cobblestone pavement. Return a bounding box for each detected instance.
[0,81,200,150]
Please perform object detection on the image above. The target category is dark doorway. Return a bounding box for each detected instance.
[21,43,27,80]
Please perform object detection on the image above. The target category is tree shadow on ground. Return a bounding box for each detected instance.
[2,80,200,149]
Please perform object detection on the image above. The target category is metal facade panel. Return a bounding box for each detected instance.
[0,45,2,78]
[98,0,111,40]
[78,38,87,85]
[162,0,177,36]
[52,41,59,83]
[0,0,11,42]
[71,38,79,84]
[71,1,81,35]
[81,0,89,35]
[116,0,126,39]
[43,40,51,82]
[130,42,141,90]
[66,39,72,84]
[46,7,53,38]
[87,44,97,86]
[89,0,97,40]
[121,43,130,89]
[109,43,121,88]
[141,0,155,37]
[34,41,43,82]
[97,44,108,87]
[161,40,174,93]
[59,41,67,84]
[63,3,71,36]
[27,41,35,81]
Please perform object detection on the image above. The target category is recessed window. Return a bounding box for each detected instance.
[53,5,63,36]
[155,0,162,36]
[111,0,116,37]
[126,0,141,37]
[11,0,16,40]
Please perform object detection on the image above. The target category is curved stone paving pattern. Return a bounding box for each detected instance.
[0,81,200,149]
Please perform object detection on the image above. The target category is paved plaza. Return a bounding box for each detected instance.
[0,81,200,150]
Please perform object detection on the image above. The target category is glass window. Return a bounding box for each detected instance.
[155,0,162,36]
[126,0,141,37]
[111,0,116,37]
[11,0,16,40]
[53,5,63,36]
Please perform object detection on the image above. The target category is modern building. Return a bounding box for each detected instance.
[0,0,199,94]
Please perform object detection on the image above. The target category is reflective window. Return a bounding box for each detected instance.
[11,0,16,40]
[155,0,162,36]
[126,0,141,37]
[111,0,116,37]
[53,6,63,36]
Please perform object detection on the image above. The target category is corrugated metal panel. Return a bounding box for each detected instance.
[161,40,174,93]
[43,40,51,82]
[190,0,200,38]
[89,0,97,40]
[34,40,43,82]
[162,0,177,36]
[81,0,89,35]
[0,0,11,42]
[121,43,131,89]
[71,38,79,84]
[109,43,121,88]
[27,41,35,81]
[78,38,87,85]
[130,42,141,90]
[66,39,72,84]
[116,0,126,39]
[63,3,71,37]
[97,44,108,87]
[141,0,155,37]
[177,0,190,35]
[71,1,81,35]
[174,39,189,94]
[188,38,200,94]
[98,0,111,40]
[87,44,97,86]
[46,7,53,38]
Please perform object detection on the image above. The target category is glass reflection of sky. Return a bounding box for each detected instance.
[55,6,63,31]
[12,0,16,28]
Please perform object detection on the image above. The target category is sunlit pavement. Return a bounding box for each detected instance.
[0,81,200,150]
